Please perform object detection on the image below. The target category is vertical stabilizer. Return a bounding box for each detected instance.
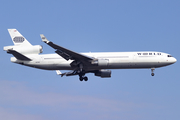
[8,29,32,46]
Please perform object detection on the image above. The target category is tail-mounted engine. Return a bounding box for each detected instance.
[4,45,43,54]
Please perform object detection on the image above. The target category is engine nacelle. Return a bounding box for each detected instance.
[95,70,111,78]
[4,45,43,54]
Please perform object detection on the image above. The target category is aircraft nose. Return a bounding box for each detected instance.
[173,57,177,63]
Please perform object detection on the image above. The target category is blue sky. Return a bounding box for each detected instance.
[0,0,180,120]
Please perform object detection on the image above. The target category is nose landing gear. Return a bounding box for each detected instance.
[151,68,155,76]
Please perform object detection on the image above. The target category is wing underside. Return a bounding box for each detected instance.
[40,34,94,65]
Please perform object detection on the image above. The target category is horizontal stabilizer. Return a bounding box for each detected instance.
[7,49,31,61]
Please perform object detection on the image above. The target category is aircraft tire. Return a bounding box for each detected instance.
[151,73,155,76]
[79,77,83,81]
[84,77,88,81]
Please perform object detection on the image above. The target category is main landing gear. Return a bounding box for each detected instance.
[151,68,155,76]
[77,63,88,81]
[79,73,88,81]
[79,76,88,81]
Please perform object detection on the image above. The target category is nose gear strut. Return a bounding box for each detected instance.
[151,68,155,76]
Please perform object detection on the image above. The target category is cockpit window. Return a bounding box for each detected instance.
[167,55,173,57]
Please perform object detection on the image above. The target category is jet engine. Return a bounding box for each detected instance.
[4,45,43,54]
[95,69,111,78]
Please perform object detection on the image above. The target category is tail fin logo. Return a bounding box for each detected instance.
[13,37,25,43]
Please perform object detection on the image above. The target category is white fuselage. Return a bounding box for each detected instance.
[11,51,177,71]
[4,29,177,80]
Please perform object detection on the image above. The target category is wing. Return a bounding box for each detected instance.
[40,34,94,64]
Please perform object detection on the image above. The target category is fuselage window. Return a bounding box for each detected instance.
[157,53,161,55]
[149,53,152,55]
[137,53,141,55]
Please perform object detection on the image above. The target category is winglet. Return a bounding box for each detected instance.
[40,34,49,43]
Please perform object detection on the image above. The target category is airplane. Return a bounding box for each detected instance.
[3,29,177,81]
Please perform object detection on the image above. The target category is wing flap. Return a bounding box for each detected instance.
[56,70,79,77]
[55,49,71,61]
